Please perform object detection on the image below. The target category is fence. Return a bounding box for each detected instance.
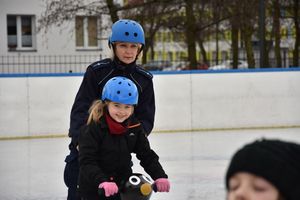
[0,54,298,74]
[0,54,102,74]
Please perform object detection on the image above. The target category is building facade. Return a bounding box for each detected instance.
[1,0,110,73]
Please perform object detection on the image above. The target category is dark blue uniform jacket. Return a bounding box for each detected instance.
[68,58,155,148]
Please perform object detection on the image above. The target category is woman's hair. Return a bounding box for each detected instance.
[87,100,105,125]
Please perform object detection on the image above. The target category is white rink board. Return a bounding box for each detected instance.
[0,70,300,137]
[153,70,300,131]
[0,76,82,137]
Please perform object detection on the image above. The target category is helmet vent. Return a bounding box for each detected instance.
[134,33,138,37]
[117,90,121,94]
[128,93,132,96]
[125,32,129,36]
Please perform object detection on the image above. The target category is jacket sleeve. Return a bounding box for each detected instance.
[69,66,99,146]
[135,79,155,135]
[134,129,168,180]
[78,123,108,187]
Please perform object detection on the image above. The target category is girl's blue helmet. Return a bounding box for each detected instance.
[109,19,145,46]
[102,76,138,105]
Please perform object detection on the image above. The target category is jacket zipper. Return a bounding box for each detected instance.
[98,69,114,85]
[130,74,143,93]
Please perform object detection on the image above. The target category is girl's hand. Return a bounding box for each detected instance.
[154,178,170,192]
[99,182,118,197]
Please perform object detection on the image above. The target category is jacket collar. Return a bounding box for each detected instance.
[104,112,128,135]
[112,57,136,73]
[98,111,141,134]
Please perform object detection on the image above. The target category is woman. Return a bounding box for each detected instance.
[65,19,156,200]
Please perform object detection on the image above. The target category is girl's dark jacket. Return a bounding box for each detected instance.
[77,115,168,198]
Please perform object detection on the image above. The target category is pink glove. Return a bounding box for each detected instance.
[99,182,118,197]
[154,178,170,192]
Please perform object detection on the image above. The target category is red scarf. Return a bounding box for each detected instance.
[105,113,128,135]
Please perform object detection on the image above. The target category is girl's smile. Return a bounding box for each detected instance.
[107,101,134,123]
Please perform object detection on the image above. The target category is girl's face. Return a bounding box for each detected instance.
[114,42,141,64]
[107,102,134,123]
[227,172,279,200]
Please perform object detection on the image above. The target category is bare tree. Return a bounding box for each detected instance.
[227,0,240,69]
[280,0,299,67]
[272,0,282,68]
[38,0,114,32]
[122,0,180,64]
[292,0,299,67]
[240,0,258,69]
[37,0,299,69]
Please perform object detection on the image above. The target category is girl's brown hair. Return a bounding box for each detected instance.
[87,100,105,125]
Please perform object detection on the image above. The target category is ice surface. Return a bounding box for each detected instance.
[0,128,299,200]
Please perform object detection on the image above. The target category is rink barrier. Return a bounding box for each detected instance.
[0,124,299,140]
[0,67,300,77]
[1,68,300,139]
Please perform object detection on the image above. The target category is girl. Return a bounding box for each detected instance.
[225,139,300,200]
[77,76,170,200]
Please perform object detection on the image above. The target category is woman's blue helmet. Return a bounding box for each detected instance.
[102,76,138,105]
[109,19,145,46]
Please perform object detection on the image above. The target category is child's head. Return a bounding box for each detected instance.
[108,19,145,64]
[225,139,300,200]
[102,76,138,123]
[102,76,138,105]
[87,76,138,124]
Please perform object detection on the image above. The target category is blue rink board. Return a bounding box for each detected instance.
[0,67,299,78]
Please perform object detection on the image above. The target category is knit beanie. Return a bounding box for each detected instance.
[225,138,300,200]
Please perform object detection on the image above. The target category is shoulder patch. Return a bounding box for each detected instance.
[136,67,153,79]
[90,58,112,70]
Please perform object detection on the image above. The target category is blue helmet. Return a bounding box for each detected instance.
[102,76,138,105]
[109,19,145,45]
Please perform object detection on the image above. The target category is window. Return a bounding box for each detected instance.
[7,15,36,51]
[76,16,100,49]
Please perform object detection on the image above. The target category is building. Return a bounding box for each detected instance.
[0,0,109,73]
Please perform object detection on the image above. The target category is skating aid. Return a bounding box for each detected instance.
[98,173,156,200]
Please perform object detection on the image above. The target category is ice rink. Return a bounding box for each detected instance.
[0,128,299,200]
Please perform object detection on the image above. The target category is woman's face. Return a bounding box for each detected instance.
[107,102,134,123]
[114,42,140,64]
[227,172,280,200]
